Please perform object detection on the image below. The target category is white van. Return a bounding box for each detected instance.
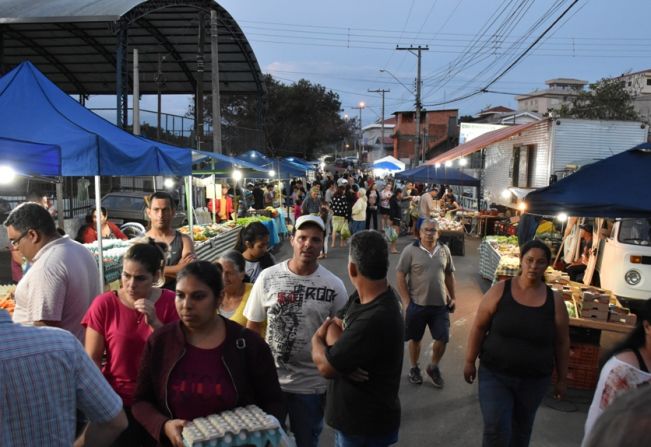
[598,218,651,307]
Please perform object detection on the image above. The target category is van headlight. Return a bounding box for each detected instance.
[625,269,642,285]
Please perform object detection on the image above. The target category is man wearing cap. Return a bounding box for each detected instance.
[396,218,456,388]
[244,215,348,447]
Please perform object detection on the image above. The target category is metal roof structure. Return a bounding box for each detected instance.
[0,0,264,98]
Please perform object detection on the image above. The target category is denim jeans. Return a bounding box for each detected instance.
[335,429,399,447]
[284,392,325,447]
[351,220,365,234]
[478,364,551,447]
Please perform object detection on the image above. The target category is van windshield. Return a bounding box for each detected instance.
[618,218,651,246]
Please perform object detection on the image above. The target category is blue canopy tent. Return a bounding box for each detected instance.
[284,156,317,171]
[373,160,402,171]
[525,143,651,218]
[395,165,480,186]
[0,61,192,288]
[0,137,62,177]
[238,150,309,179]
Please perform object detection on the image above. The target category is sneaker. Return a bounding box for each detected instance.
[408,366,423,385]
[426,364,444,388]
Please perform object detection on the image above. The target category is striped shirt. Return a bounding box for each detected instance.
[0,310,123,446]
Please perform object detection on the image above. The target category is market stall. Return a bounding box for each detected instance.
[437,218,466,256]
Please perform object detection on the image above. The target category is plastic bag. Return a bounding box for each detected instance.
[384,225,398,242]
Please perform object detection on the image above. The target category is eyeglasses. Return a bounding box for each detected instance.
[421,228,438,233]
[10,230,30,247]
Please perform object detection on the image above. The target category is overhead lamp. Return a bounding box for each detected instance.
[434,163,441,168]
[557,212,568,222]
[232,169,243,182]
[517,202,527,211]
[0,165,16,184]
[458,158,468,167]
[445,160,452,167]
[269,170,276,177]
[163,178,175,189]
[501,189,512,199]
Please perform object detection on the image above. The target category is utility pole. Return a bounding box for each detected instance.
[368,88,390,158]
[396,45,428,165]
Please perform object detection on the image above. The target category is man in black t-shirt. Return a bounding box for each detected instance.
[312,230,404,446]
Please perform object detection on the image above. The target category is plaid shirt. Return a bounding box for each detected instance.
[0,310,122,446]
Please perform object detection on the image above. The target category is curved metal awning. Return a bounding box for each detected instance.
[0,0,265,97]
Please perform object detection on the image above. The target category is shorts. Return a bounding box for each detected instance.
[391,217,401,226]
[379,207,390,215]
[332,215,349,234]
[404,302,450,343]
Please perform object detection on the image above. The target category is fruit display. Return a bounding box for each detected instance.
[0,284,17,315]
[179,223,236,242]
[436,217,464,232]
[84,240,133,283]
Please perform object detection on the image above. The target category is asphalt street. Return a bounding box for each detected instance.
[273,233,593,447]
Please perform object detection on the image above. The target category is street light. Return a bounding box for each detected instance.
[0,165,17,184]
[379,69,413,95]
[458,158,468,167]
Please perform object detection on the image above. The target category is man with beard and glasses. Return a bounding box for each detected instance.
[245,215,347,447]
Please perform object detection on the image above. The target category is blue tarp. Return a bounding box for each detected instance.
[191,150,267,172]
[525,143,651,218]
[0,137,62,176]
[284,156,316,170]
[238,150,308,178]
[395,165,480,186]
[0,61,191,176]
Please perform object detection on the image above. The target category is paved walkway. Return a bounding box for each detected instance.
[271,233,593,447]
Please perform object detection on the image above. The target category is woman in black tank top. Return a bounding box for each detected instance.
[464,240,570,447]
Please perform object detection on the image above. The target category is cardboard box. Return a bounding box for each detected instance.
[608,312,637,326]
[581,308,609,321]
[581,300,609,312]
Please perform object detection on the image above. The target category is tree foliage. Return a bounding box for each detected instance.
[192,75,353,159]
[556,78,639,121]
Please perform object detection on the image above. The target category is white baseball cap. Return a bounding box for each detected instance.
[295,214,326,231]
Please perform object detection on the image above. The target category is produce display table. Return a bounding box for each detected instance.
[84,239,132,284]
[0,284,16,315]
[193,226,243,262]
[478,236,519,281]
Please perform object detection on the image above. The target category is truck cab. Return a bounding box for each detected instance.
[598,218,651,308]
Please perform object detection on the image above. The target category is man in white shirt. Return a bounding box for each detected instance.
[418,186,440,230]
[5,202,101,342]
[245,215,348,447]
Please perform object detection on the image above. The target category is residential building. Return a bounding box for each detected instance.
[391,109,458,164]
[516,78,587,114]
[613,69,651,123]
[361,117,396,162]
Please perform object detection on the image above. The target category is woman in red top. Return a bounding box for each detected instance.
[82,238,179,446]
[77,207,128,243]
[132,261,283,447]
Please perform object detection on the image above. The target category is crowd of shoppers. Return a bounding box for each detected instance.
[4,172,649,447]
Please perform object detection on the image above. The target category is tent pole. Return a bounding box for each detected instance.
[94,175,105,291]
[186,177,194,241]
[55,178,64,230]
[211,160,217,224]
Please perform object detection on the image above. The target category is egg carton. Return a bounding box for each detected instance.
[183,405,282,447]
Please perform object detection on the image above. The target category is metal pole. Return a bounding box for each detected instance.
[210,9,223,154]
[94,175,105,291]
[196,12,205,150]
[55,179,64,230]
[133,48,140,136]
[368,89,390,159]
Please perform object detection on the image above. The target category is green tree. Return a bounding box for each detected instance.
[191,75,353,159]
[556,78,639,121]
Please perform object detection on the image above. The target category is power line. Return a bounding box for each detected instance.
[423,0,581,107]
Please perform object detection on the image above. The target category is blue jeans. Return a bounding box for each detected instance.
[351,220,365,234]
[335,429,399,447]
[284,392,325,447]
[478,364,551,447]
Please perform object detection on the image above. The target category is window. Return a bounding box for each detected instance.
[618,218,651,246]
[512,145,536,188]
[646,78,651,86]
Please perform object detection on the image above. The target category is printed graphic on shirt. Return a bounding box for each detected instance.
[268,282,337,363]
[599,363,651,409]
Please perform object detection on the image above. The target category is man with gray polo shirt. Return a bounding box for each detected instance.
[396,218,456,388]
